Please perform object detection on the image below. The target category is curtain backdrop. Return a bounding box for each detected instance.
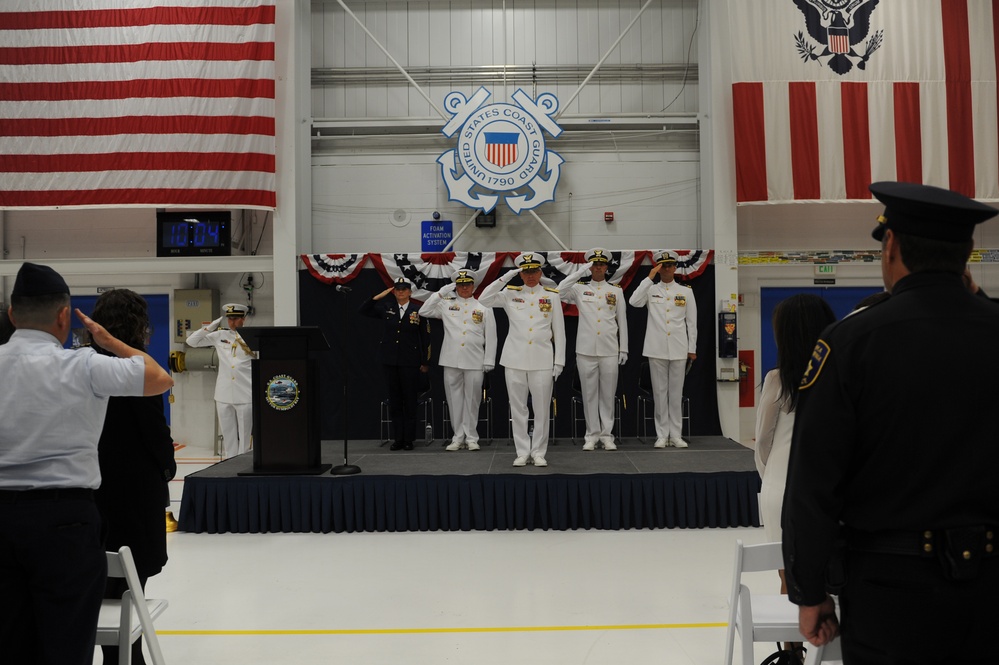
[729,0,999,203]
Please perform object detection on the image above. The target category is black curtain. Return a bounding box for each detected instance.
[298,264,721,441]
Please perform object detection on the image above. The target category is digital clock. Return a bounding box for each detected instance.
[156,211,231,257]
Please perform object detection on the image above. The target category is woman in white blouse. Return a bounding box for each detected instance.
[755,294,835,588]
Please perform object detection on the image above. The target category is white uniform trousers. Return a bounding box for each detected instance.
[576,354,618,443]
[217,401,253,458]
[505,368,554,460]
[649,358,686,440]
[444,366,484,445]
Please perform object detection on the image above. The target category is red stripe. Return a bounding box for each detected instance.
[0,188,276,208]
[941,0,975,195]
[0,42,274,65]
[893,82,922,183]
[2,116,275,137]
[732,82,768,202]
[788,82,820,199]
[840,82,872,199]
[0,78,274,102]
[1,152,275,174]
[0,6,275,30]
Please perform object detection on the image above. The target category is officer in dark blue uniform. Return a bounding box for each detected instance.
[360,277,431,450]
[783,182,999,663]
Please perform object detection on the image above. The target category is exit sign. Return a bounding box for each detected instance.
[814,264,837,277]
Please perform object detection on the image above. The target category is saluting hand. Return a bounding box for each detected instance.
[648,264,662,280]
[374,286,394,300]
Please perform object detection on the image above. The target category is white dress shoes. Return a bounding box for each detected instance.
[531,456,548,467]
[466,441,480,451]
[512,456,529,467]
[654,438,668,448]
[669,436,689,448]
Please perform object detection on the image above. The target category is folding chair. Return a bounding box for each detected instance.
[724,539,802,665]
[96,546,169,665]
[803,637,842,664]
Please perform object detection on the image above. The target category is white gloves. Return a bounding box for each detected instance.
[618,352,628,366]
[439,282,456,296]
[208,316,224,331]
[483,364,494,373]
[553,364,563,379]
[499,269,518,284]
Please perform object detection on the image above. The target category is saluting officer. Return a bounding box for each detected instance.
[558,248,629,450]
[186,302,255,458]
[419,270,496,451]
[783,182,999,663]
[360,278,431,451]
[628,250,697,448]
[479,253,566,467]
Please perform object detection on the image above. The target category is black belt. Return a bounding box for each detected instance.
[0,488,94,503]
[846,526,998,581]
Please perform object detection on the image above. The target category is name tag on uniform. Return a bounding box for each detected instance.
[582,290,595,298]
[448,304,461,312]
[512,297,525,304]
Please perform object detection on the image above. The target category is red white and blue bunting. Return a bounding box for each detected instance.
[301,250,714,308]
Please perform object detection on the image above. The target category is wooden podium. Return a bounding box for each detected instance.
[237,327,331,475]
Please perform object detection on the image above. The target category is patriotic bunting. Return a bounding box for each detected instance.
[301,250,714,311]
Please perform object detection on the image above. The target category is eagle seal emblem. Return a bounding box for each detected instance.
[793,0,882,75]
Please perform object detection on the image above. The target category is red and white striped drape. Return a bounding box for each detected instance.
[729,0,999,204]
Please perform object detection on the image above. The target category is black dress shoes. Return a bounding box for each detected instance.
[390,441,405,451]
[403,442,414,450]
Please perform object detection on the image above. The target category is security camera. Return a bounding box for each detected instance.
[432,211,441,220]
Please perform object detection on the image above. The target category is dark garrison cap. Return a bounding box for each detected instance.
[870,182,998,242]
[12,262,70,298]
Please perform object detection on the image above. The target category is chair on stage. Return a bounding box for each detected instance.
[507,393,557,444]
[636,361,690,443]
[96,546,169,665]
[380,372,435,445]
[441,372,494,445]
[723,539,802,665]
[569,367,621,445]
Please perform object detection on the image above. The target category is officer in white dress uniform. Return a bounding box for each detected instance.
[628,251,697,448]
[557,248,629,450]
[419,270,497,451]
[186,303,255,458]
[479,253,566,467]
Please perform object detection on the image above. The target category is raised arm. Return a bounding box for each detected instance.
[77,309,173,396]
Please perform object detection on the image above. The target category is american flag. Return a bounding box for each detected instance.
[729,0,999,204]
[0,0,276,210]
[484,132,518,168]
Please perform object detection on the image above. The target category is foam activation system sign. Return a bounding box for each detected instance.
[421,220,452,252]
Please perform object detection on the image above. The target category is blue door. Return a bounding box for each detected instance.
[70,293,171,423]
[759,286,882,378]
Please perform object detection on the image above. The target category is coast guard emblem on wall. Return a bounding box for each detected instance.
[792,0,882,75]
[438,87,564,214]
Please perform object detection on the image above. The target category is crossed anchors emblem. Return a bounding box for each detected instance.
[438,87,564,214]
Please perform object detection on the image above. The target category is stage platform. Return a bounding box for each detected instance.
[178,437,762,534]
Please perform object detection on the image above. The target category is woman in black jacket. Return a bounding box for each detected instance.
[91,288,176,665]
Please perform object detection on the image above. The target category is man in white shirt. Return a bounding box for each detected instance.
[628,250,697,448]
[420,270,497,451]
[479,253,566,467]
[186,303,255,458]
[0,262,173,665]
[558,248,629,451]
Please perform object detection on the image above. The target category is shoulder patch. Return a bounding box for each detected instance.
[799,340,831,390]
[505,285,523,291]
[544,286,559,293]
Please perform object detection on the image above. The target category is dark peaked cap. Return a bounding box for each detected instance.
[12,262,70,298]
[870,181,998,242]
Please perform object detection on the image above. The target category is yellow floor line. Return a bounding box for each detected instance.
[158,622,726,636]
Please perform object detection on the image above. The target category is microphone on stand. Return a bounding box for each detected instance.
[335,284,352,293]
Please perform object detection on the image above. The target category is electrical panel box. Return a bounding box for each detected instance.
[173,289,219,344]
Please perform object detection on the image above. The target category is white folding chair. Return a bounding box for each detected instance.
[724,539,803,665]
[96,546,169,665]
